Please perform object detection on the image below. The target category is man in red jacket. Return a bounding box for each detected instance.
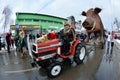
[48,29,57,40]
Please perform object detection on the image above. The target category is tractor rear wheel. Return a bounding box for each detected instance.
[74,43,86,65]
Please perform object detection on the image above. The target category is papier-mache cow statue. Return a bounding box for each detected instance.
[81,7,105,49]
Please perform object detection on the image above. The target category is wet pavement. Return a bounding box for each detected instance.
[95,43,120,80]
[0,43,120,80]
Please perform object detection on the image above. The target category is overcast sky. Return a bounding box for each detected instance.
[0,0,120,33]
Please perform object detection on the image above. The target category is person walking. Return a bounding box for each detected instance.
[107,32,111,50]
[106,31,114,62]
[10,36,14,48]
[110,31,115,53]
[36,33,40,38]
[6,33,11,53]
[32,34,35,42]
[0,36,1,50]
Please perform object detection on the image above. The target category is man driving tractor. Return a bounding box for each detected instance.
[35,21,75,56]
[59,21,75,56]
[31,21,87,78]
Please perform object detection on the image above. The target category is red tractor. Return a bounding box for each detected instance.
[31,34,86,78]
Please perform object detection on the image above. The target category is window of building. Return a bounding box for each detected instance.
[25,19,32,22]
[33,19,39,22]
[18,19,24,22]
[54,21,63,24]
[41,20,47,22]
[48,20,53,23]
[59,22,63,24]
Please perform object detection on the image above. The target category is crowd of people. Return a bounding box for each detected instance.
[0,21,116,57]
[0,33,14,53]
[0,31,37,54]
[0,21,77,56]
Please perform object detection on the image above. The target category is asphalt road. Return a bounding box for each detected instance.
[0,43,120,80]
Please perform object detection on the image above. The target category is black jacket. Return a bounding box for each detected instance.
[6,34,11,45]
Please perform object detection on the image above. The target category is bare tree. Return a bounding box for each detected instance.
[2,5,12,33]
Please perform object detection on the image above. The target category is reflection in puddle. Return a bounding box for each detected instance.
[84,49,95,64]
[95,44,115,80]
[2,54,9,65]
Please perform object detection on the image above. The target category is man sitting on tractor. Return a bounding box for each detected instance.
[59,22,75,55]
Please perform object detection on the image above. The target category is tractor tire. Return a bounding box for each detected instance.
[74,43,86,65]
[47,61,62,78]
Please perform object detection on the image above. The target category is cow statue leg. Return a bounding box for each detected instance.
[100,36,105,49]
[86,33,90,44]
[99,30,105,49]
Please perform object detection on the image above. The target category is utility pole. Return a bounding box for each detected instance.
[2,5,12,33]
[114,18,120,31]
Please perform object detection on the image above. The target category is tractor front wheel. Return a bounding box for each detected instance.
[47,61,62,78]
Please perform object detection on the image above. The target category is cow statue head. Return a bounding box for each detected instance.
[82,7,102,32]
[81,7,105,49]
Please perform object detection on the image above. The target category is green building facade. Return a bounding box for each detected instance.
[15,13,67,33]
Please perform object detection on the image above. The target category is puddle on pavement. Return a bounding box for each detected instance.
[95,45,115,80]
